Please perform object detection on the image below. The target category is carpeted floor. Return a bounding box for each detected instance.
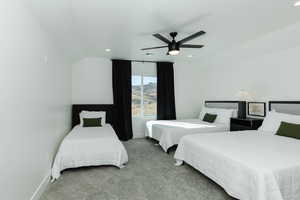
[41,139,236,200]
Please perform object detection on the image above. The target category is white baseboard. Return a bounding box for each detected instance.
[30,171,51,200]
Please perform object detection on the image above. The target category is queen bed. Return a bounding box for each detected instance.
[51,105,128,180]
[146,101,244,152]
[174,101,300,200]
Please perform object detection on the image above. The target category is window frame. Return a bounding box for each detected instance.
[132,74,157,119]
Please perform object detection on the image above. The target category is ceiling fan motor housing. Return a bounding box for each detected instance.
[168,41,179,51]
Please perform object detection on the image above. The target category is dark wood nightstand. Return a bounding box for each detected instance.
[230,118,263,131]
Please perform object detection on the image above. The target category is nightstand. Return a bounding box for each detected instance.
[230,118,263,131]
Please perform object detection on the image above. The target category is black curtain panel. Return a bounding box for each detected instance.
[112,59,133,141]
[156,62,176,120]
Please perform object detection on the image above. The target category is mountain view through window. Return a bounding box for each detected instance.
[132,75,157,118]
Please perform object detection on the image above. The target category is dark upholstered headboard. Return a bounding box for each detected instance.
[269,101,300,115]
[72,104,115,128]
[205,101,240,109]
[204,101,246,118]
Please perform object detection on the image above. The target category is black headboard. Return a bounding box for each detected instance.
[269,101,300,115]
[205,101,246,118]
[72,104,115,128]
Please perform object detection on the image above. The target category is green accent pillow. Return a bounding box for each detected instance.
[83,118,102,127]
[203,113,217,123]
[276,121,300,140]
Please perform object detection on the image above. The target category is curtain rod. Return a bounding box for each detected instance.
[131,60,157,63]
[111,59,174,64]
[132,60,174,64]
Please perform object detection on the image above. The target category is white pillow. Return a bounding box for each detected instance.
[214,108,235,126]
[199,107,234,125]
[259,111,300,134]
[80,111,106,126]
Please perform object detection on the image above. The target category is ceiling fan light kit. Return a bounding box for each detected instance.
[141,31,205,56]
[168,50,180,56]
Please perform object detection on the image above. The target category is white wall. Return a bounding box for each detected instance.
[174,61,203,119]
[0,1,72,200]
[72,58,203,137]
[197,22,300,103]
[72,57,113,104]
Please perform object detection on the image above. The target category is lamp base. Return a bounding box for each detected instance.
[238,101,247,119]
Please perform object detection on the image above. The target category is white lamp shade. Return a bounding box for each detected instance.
[236,90,254,101]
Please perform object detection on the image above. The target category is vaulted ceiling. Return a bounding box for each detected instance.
[25,0,300,62]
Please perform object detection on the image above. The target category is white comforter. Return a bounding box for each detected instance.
[52,125,128,180]
[174,131,300,200]
[146,119,229,152]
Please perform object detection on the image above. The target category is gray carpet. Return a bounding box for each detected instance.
[41,139,235,200]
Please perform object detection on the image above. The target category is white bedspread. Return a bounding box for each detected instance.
[146,119,229,152]
[174,131,300,200]
[52,125,128,180]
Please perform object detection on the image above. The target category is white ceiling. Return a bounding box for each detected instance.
[24,0,300,62]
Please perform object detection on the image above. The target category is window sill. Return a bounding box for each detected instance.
[133,116,157,120]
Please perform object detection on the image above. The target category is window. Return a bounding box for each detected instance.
[132,63,157,119]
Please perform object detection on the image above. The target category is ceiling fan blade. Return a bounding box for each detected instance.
[178,31,206,44]
[153,33,171,44]
[141,46,168,50]
[180,44,204,48]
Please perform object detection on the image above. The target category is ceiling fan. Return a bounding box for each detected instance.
[141,31,206,56]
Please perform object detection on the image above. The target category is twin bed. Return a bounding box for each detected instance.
[146,101,241,152]
[51,105,128,180]
[174,101,300,200]
[146,119,229,152]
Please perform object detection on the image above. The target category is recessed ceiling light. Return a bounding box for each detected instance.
[294,1,300,6]
[188,55,193,58]
[105,49,111,52]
